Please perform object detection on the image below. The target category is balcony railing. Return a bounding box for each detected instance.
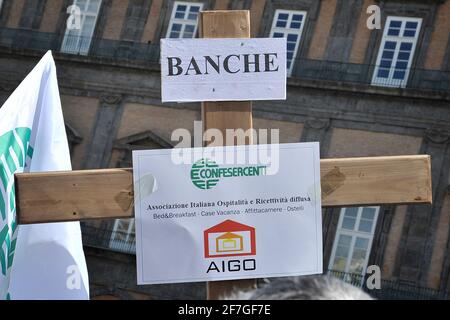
[81,224,136,254]
[0,27,160,63]
[1,27,448,93]
[81,224,450,300]
[292,57,450,93]
[328,270,450,300]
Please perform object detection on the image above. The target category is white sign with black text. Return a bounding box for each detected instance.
[160,38,287,102]
[133,143,322,285]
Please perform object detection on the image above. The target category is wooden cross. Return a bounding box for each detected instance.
[13,11,432,300]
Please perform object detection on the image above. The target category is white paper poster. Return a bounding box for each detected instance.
[160,38,286,102]
[133,143,322,284]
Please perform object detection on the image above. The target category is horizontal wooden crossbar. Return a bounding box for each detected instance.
[14,155,432,225]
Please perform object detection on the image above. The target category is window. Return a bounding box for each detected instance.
[109,219,136,253]
[108,131,172,253]
[65,124,82,157]
[166,1,203,38]
[121,1,151,41]
[372,16,422,88]
[270,10,307,76]
[329,207,379,281]
[61,0,102,55]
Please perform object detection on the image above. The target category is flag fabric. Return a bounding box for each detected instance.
[0,51,89,299]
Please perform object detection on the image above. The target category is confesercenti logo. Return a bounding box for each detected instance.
[204,220,256,258]
[190,158,267,190]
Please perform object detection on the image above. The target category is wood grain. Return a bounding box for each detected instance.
[15,168,133,224]
[16,155,432,221]
[199,10,256,300]
[320,155,432,206]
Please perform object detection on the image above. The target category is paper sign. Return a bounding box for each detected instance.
[160,38,287,102]
[133,143,322,285]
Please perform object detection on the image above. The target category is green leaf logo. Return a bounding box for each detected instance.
[0,128,32,279]
[190,158,219,190]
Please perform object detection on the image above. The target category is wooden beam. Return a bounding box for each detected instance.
[16,155,432,224]
[15,168,133,224]
[199,11,253,145]
[199,10,256,300]
[15,154,431,298]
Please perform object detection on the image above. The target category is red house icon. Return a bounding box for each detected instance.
[204,219,256,258]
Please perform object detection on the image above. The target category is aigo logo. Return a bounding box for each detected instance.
[204,220,257,273]
[204,220,256,258]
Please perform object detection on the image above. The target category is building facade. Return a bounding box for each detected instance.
[0,0,449,299]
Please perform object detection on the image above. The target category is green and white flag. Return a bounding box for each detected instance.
[0,51,89,299]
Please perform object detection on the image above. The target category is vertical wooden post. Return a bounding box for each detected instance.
[199,10,257,299]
